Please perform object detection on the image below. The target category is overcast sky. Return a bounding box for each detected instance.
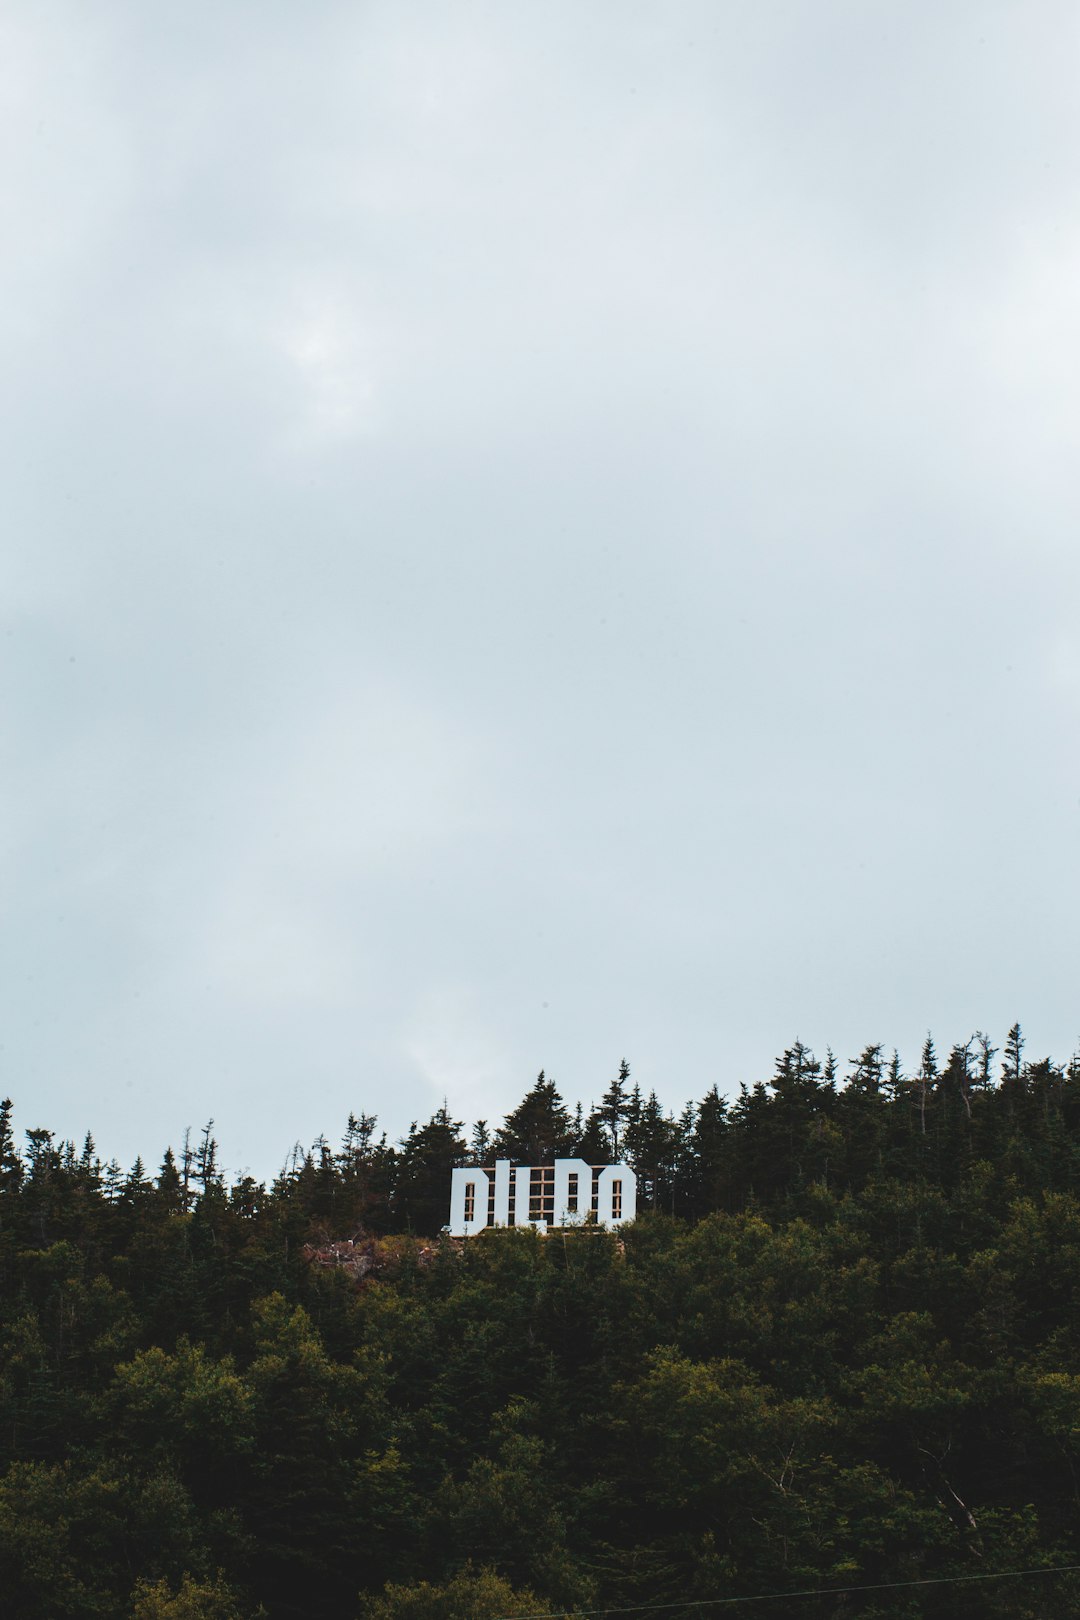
[3,1,1079,1177]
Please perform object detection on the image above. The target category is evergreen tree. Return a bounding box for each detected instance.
[683,1087,729,1216]
[468,1121,492,1165]
[837,1043,888,1190]
[0,1099,21,1195]
[885,1048,903,1098]
[23,1128,59,1245]
[599,1059,633,1159]
[1003,1021,1025,1083]
[1002,1020,1027,1124]
[915,1032,937,1139]
[393,1107,466,1234]
[973,1030,997,1091]
[195,1122,221,1194]
[78,1131,99,1180]
[335,1112,393,1230]
[571,1106,610,1165]
[180,1127,195,1212]
[123,1157,153,1200]
[623,1091,681,1213]
[494,1074,573,1164]
[155,1148,185,1216]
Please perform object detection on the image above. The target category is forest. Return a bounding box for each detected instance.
[5,1026,1080,1617]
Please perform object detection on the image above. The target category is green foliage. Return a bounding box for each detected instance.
[130,1572,252,1620]
[0,1458,211,1619]
[6,1035,1080,1614]
[494,1073,574,1164]
[359,1564,546,1619]
[392,1110,465,1236]
[111,1341,255,1480]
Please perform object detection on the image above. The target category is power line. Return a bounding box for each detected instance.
[495,1562,1080,1619]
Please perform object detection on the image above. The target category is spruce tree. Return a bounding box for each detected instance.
[0,1098,21,1195]
[684,1086,730,1216]
[1003,1021,1025,1083]
[196,1121,221,1193]
[1002,1021,1026,1121]
[469,1120,492,1164]
[623,1091,680,1212]
[393,1107,466,1234]
[915,1033,937,1139]
[494,1074,573,1164]
[155,1147,184,1215]
[573,1107,611,1165]
[599,1059,633,1159]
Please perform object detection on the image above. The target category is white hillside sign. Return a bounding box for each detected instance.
[447,1158,636,1237]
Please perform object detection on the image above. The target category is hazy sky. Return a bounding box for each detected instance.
[3,1,1079,1177]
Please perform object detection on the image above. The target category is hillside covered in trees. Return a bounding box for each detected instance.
[5,1027,1080,1616]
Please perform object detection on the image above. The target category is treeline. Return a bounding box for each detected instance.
[4,1027,1080,1616]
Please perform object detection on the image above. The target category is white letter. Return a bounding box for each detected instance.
[513,1164,547,1229]
[553,1159,592,1226]
[448,1167,490,1236]
[493,1159,512,1227]
[596,1163,636,1228]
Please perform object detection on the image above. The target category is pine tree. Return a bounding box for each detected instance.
[573,1107,610,1165]
[1002,1022,1026,1121]
[915,1033,937,1139]
[747,1042,831,1200]
[623,1091,680,1212]
[78,1131,98,1177]
[832,1045,888,1192]
[23,1128,59,1245]
[305,1135,338,1220]
[494,1074,573,1164]
[180,1127,195,1211]
[599,1060,633,1159]
[196,1121,221,1194]
[973,1031,997,1091]
[886,1049,903,1096]
[339,1112,377,1165]
[469,1121,492,1164]
[684,1087,731,1216]
[393,1107,466,1235]
[155,1147,185,1215]
[1003,1022,1025,1083]
[944,1039,975,1123]
[122,1157,153,1203]
[336,1112,388,1229]
[0,1098,22,1195]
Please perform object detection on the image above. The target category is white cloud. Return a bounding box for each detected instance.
[1044,634,1080,710]
[279,287,382,448]
[402,986,514,1126]
[189,681,495,1006]
[5,0,1080,1174]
